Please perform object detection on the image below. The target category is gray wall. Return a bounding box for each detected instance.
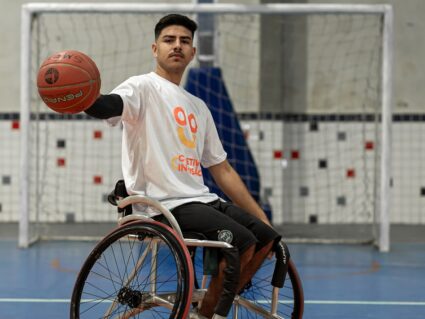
[307,0,425,114]
[1,0,25,112]
[1,0,424,113]
[0,0,187,112]
[260,4,308,113]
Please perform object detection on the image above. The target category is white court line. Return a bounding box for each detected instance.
[0,298,69,303]
[0,298,111,303]
[0,298,424,306]
[304,300,425,306]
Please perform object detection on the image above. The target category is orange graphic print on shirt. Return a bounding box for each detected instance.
[171,155,202,176]
[173,106,198,149]
[171,106,202,176]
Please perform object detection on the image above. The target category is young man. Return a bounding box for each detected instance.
[85,14,282,319]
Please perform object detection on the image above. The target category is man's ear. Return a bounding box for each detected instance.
[152,42,158,58]
[190,46,196,60]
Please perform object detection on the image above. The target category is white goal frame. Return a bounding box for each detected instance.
[20,3,393,251]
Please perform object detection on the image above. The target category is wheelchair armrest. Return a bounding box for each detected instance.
[184,238,233,248]
[117,195,184,240]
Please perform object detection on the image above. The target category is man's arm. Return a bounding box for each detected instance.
[84,94,123,119]
[208,160,271,226]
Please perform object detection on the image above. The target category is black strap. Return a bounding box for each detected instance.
[85,94,123,119]
[272,239,290,288]
[214,247,240,317]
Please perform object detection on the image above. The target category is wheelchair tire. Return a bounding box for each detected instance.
[234,258,304,318]
[191,248,304,319]
[70,220,194,319]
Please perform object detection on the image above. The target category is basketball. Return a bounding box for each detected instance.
[37,50,101,114]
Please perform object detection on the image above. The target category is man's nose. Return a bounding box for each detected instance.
[174,40,182,50]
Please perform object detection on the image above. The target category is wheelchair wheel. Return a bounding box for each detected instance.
[233,258,304,319]
[70,220,194,319]
[191,248,304,318]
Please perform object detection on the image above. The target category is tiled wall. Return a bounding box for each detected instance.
[0,114,122,223]
[1,114,424,225]
[0,115,20,221]
[242,118,380,225]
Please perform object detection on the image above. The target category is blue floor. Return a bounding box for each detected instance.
[0,240,424,318]
[294,243,425,318]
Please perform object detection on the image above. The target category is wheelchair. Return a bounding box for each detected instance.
[70,190,304,318]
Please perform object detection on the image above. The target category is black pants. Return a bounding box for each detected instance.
[171,200,281,254]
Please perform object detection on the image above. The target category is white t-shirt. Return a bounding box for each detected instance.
[107,72,227,214]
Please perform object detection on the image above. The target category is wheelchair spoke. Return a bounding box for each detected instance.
[71,222,193,319]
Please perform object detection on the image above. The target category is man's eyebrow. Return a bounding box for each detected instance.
[162,35,192,40]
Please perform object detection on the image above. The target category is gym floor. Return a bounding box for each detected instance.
[0,233,424,319]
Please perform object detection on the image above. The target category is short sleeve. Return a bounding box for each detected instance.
[201,108,227,168]
[106,76,145,126]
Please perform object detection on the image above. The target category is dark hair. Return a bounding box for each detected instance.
[154,14,198,39]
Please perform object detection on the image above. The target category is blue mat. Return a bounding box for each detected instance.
[185,67,271,220]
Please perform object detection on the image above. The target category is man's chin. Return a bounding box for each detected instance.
[167,64,188,73]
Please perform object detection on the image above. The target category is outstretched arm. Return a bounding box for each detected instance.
[208,160,271,226]
[84,94,123,119]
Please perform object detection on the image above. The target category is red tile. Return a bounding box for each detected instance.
[346,169,356,178]
[365,141,374,150]
[93,175,103,184]
[291,150,300,160]
[57,158,66,167]
[11,121,20,130]
[93,130,103,139]
[274,150,283,159]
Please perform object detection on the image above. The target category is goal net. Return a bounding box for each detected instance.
[20,3,393,251]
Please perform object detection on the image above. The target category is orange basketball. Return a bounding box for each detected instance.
[37,50,101,114]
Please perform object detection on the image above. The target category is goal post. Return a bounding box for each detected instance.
[379,5,394,253]
[20,3,393,251]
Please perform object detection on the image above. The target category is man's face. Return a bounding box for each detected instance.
[152,25,196,74]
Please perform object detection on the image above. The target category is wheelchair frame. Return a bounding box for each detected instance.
[70,195,304,318]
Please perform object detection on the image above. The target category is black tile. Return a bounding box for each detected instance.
[319,159,327,169]
[102,193,109,202]
[300,186,309,197]
[337,132,346,141]
[337,196,346,206]
[310,121,319,131]
[57,139,66,148]
[2,176,11,185]
[258,131,264,141]
[65,212,75,223]
[263,187,273,198]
